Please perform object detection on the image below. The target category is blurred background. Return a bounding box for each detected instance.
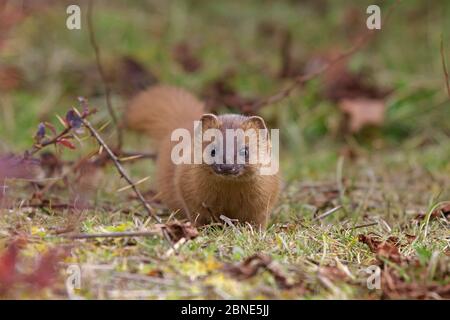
[1,0,450,300]
[1,0,449,182]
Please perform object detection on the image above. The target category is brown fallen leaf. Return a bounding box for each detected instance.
[114,56,158,97]
[339,98,386,133]
[305,49,391,133]
[405,234,417,243]
[146,269,164,278]
[381,265,450,299]
[415,203,450,221]
[172,41,202,73]
[358,234,403,264]
[318,265,351,282]
[320,50,391,103]
[0,65,23,92]
[223,253,301,290]
[158,221,199,243]
[224,253,272,280]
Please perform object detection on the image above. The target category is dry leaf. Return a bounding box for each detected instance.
[224,253,272,280]
[172,41,202,73]
[223,253,300,289]
[0,65,23,92]
[358,234,403,263]
[318,266,351,282]
[115,56,158,97]
[339,98,386,132]
[158,221,199,243]
[415,203,450,221]
[381,266,450,299]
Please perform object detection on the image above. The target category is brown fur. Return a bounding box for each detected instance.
[125,85,280,228]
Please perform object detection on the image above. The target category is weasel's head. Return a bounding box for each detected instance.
[196,114,272,180]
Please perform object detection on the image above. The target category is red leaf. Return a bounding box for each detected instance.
[57,138,76,150]
[25,248,66,290]
[0,242,19,289]
[44,122,57,136]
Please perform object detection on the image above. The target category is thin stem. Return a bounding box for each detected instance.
[87,0,123,149]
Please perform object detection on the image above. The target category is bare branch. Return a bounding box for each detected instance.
[25,109,96,158]
[440,36,450,99]
[87,0,123,149]
[59,230,159,240]
[78,109,175,247]
[79,114,159,222]
[251,1,400,111]
[313,205,342,221]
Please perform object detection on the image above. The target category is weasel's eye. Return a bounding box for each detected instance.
[239,146,249,158]
[210,148,216,157]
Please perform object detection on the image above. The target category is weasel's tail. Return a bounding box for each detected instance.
[125,85,204,144]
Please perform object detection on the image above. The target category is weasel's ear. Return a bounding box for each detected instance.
[241,116,267,130]
[200,113,220,130]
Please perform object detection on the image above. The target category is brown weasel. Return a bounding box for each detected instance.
[125,85,280,228]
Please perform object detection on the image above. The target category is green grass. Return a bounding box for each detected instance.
[0,0,449,299]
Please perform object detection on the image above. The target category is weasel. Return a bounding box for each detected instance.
[125,85,280,228]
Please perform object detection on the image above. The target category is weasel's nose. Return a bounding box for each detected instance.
[213,164,240,175]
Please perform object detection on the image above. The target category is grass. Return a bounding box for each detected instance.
[0,0,449,299]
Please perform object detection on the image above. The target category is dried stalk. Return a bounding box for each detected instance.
[87,0,123,149]
[440,36,450,99]
[79,113,174,247]
[59,230,159,239]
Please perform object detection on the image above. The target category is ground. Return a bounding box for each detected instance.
[0,0,449,299]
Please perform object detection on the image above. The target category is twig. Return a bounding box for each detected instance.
[440,36,450,99]
[341,221,378,232]
[164,237,187,258]
[251,33,372,110]
[80,115,158,221]
[118,151,156,162]
[219,214,241,233]
[31,148,155,201]
[313,205,342,221]
[58,230,159,239]
[251,1,399,111]
[113,272,192,288]
[25,110,96,157]
[17,203,83,210]
[79,112,174,247]
[87,0,123,149]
